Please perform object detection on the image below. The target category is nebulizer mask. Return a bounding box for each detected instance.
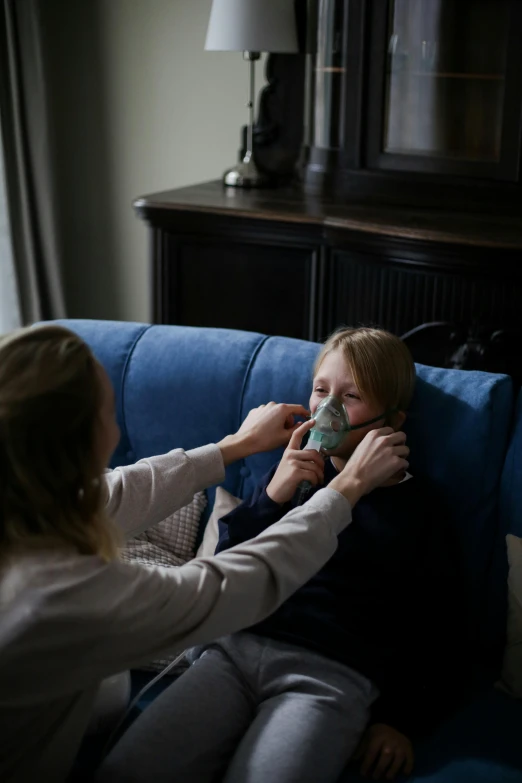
[296,395,390,502]
[305,394,389,453]
[305,396,351,453]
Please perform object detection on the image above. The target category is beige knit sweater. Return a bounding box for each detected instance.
[0,445,353,782]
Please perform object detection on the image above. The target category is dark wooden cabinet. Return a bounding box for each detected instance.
[135,180,522,381]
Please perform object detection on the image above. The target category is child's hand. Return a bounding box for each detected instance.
[354,723,414,780]
[266,420,324,504]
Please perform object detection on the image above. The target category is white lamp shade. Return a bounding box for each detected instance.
[205,0,298,53]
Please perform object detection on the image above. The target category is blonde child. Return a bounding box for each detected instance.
[99,327,463,783]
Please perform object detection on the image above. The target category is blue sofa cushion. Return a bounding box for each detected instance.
[54,319,148,468]
[403,368,512,663]
[54,321,267,514]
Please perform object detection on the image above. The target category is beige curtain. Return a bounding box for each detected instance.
[0,0,65,326]
[0,111,21,331]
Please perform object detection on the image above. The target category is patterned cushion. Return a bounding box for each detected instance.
[120,491,207,670]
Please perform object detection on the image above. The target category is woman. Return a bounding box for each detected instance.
[0,325,409,783]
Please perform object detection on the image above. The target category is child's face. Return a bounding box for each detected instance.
[310,348,386,459]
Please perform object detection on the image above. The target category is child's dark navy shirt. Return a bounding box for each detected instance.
[216,460,466,737]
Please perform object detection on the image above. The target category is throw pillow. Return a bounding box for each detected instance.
[121,491,207,672]
[499,534,522,698]
[196,486,242,558]
[121,491,207,569]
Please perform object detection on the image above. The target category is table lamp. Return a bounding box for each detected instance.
[205,0,298,188]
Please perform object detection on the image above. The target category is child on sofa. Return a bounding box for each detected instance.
[98,327,465,783]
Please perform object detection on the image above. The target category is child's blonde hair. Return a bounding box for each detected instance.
[0,325,119,563]
[315,327,416,422]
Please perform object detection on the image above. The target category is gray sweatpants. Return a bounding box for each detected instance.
[97,633,379,783]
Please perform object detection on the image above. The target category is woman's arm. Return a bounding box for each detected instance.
[104,404,311,539]
[9,427,409,701]
[17,488,351,700]
[104,445,224,539]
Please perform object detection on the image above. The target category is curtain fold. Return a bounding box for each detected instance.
[0,123,21,332]
[0,0,65,325]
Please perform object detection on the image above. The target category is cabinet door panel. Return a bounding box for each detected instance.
[329,249,522,336]
[160,235,319,341]
[366,0,522,181]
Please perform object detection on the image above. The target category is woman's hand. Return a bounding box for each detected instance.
[218,402,310,466]
[329,428,409,508]
[354,724,414,780]
[266,420,324,504]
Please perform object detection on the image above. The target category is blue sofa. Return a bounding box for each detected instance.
[59,319,522,782]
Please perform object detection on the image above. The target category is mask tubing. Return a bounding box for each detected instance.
[296,479,312,506]
[348,412,388,431]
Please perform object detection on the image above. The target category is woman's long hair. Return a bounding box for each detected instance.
[0,325,119,561]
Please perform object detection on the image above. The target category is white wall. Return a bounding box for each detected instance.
[47,0,265,322]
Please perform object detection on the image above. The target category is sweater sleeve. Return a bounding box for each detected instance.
[216,464,291,554]
[103,445,225,539]
[6,489,354,701]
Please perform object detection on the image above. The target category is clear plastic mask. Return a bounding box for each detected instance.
[308,395,350,451]
[307,395,390,453]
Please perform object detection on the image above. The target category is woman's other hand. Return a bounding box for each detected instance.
[329,428,409,508]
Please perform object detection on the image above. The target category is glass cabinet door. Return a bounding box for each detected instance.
[312,0,347,151]
[367,0,522,179]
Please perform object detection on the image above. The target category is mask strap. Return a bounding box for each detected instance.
[349,408,398,431]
